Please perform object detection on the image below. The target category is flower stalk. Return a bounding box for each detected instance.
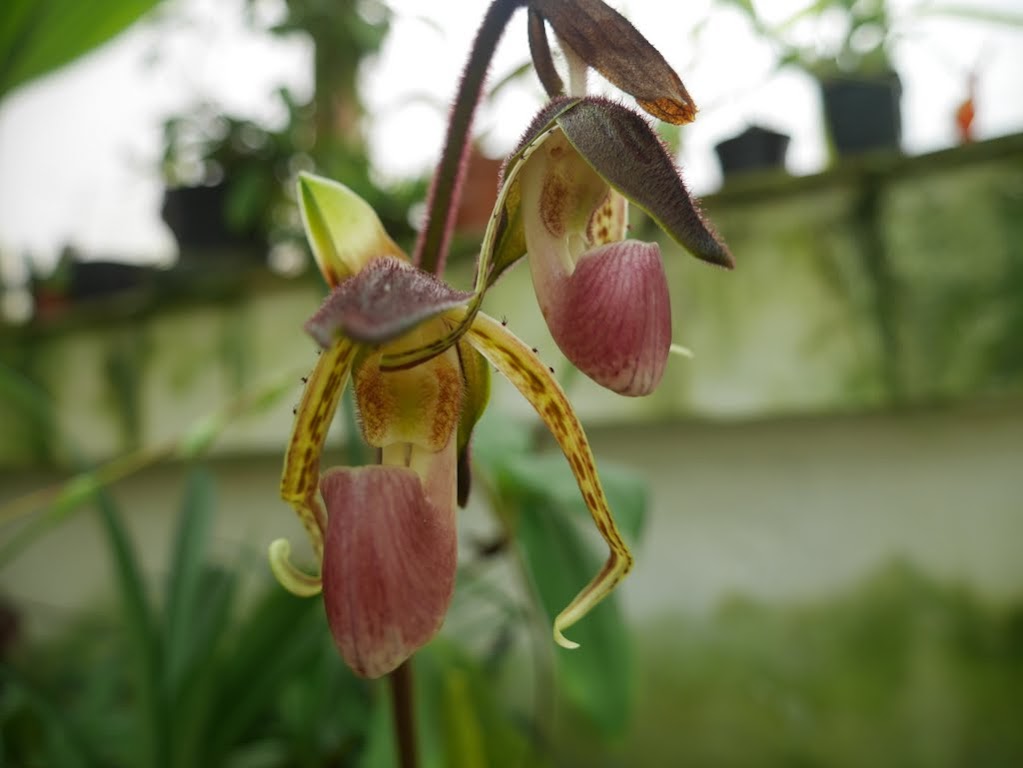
[413,0,527,277]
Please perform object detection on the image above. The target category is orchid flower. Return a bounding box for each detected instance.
[270,0,735,683]
[270,173,633,678]
[493,4,735,396]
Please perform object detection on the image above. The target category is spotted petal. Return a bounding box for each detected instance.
[464,312,633,649]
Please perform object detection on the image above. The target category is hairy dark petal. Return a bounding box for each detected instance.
[305,257,473,348]
[531,0,696,124]
[557,98,734,269]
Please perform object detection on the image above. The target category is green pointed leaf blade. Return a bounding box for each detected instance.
[498,451,647,545]
[0,0,164,100]
[415,641,545,768]
[92,484,168,767]
[164,466,217,696]
[513,492,634,736]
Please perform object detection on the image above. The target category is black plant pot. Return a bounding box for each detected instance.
[714,125,790,179]
[820,73,902,157]
[161,184,263,257]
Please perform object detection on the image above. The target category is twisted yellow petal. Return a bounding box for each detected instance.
[464,311,633,648]
[280,337,358,563]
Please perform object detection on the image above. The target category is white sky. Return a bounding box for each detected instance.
[1,0,1021,272]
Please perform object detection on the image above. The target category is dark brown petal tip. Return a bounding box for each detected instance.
[304,257,473,348]
[530,0,696,124]
[557,98,734,269]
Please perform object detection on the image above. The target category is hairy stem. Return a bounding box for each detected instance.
[413,0,527,277]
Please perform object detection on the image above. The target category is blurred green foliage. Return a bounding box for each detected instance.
[2,396,1021,766]
[0,0,162,101]
[1,467,372,767]
[605,562,1022,768]
[0,404,650,766]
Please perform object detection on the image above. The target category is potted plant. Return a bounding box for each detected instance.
[715,0,1023,158]
[714,123,791,179]
[160,90,310,262]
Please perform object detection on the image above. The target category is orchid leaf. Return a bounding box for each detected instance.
[416,642,543,768]
[492,450,647,545]
[164,467,217,695]
[92,482,167,765]
[557,97,734,269]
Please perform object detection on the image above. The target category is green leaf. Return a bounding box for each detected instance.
[200,585,326,765]
[473,408,648,544]
[0,0,165,101]
[416,641,545,768]
[513,493,634,736]
[917,4,1023,26]
[92,484,168,768]
[0,667,102,768]
[496,451,647,545]
[168,567,238,768]
[475,407,642,735]
[164,466,217,696]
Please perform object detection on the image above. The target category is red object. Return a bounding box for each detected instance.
[955,98,975,143]
[955,73,977,144]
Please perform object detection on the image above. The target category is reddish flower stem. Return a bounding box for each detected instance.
[413,0,528,277]
[389,659,419,768]
[395,3,529,765]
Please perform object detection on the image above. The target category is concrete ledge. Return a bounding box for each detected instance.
[2,134,1021,467]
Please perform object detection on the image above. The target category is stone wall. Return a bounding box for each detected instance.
[2,134,1021,626]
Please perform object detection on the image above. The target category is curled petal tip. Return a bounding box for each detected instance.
[268,538,323,597]
[554,625,581,650]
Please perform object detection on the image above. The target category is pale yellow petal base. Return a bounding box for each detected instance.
[269,538,322,597]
